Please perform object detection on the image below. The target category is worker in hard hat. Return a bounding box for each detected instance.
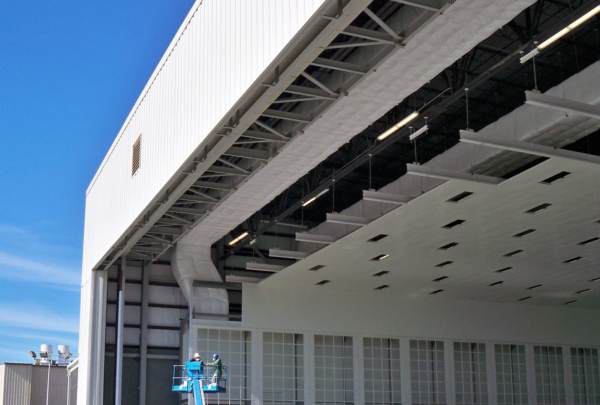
[189,352,204,366]
[206,353,222,386]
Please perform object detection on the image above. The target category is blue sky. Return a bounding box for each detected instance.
[0,1,195,363]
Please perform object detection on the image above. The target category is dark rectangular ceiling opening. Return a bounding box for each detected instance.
[435,261,453,268]
[540,171,571,184]
[368,234,388,242]
[495,267,513,273]
[374,285,389,290]
[447,192,473,203]
[525,203,552,214]
[315,280,330,285]
[430,289,444,295]
[563,257,584,264]
[503,250,524,257]
[578,237,600,246]
[309,265,325,271]
[439,242,459,250]
[371,254,390,261]
[432,276,449,282]
[442,220,465,229]
[488,281,504,287]
[513,229,536,238]
[373,271,389,277]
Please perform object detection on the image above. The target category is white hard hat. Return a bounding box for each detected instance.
[194,353,200,358]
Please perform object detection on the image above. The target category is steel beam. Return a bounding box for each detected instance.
[390,0,443,12]
[167,206,207,215]
[191,280,242,290]
[245,262,286,272]
[148,226,183,236]
[295,233,338,245]
[114,258,126,405]
[193,181,234,190]
[363,8,402,40]
[525,90,600,120]
[176,194,219,203]
[459,131,600,165]
[342,25,398,44]
[138,263,149,405]
[363,190,412,205]
[241,130,289,142]
[208,165,250,176]
[406,163,504,185]
[261,109,312,123]
[282,84,339,100]
[310,57,368,75]
[326,213,372,226]
[269,249,309,260]
[224,146,271,160]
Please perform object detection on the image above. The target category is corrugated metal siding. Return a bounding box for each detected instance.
[30,365,68,405]
[0,364,69,405]
[82,0,328,275]
[0,365,5,403]
[1,364,30,405]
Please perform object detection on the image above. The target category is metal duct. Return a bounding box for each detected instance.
[171,243,228,315]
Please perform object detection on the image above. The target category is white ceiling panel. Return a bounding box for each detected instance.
[263,158,600,309]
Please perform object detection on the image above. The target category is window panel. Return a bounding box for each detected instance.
[315,335,354,405]
[454,342,488,405]
[364,338,401,405]
[264,332,304,405]
[571,347,600,405]
[495,344,527,405]
[410,340,445,405]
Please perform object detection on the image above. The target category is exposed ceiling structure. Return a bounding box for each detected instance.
[215,0,600,309]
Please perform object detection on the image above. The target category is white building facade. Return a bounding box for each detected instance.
[79,1,600,404]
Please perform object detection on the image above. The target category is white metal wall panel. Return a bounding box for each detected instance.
[30,366,68,405]
[0,364,30,405]
[82,0,329,275]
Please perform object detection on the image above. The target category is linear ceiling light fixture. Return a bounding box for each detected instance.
[377,111,419,141]
[302,189,329,207]
[520,5,600,63]
[371,254,390,261]
[229,231,249,246]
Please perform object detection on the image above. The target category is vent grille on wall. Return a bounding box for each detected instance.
[132,135,141,176]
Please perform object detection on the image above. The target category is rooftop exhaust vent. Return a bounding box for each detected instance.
[513,229,536,238]
[540,171,571,184]
[439,242,459,250]
[525,203,552,214]
[315,280,330,286]
[442,220,465,229]
[373,271,389,277]
[503,250,524,257]
[309,265,325,271]
[447,192,473,203]
[368,234,388,242]
[578,237,600,246]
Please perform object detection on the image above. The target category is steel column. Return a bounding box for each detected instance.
[114,256,126,405]
[138,262,149,405]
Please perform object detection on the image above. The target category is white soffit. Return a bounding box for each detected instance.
[181,0,537,247]
[265,158,600,309]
